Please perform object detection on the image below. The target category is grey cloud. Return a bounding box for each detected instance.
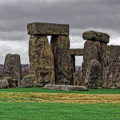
[0,0,120,33]
[0,31,29,41]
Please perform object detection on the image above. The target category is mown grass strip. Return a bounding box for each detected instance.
[0,92,120,103]
[0,102,120,120]
[0,87,120,94]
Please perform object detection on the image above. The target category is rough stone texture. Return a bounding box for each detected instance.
[82,40,107,86]
[0,79,9,88]
[3,54,22,87]
[83,30,110,43]
[27,23,69,35]
[21,75,35,87]
[70,55,75,85]
[51,35,71,85]
[69,49,84,56]
[3,77,18,88]
[103,45,120,88]
[44,84,87,91]
[29,35,55,87]
[85,59,101,89]
[73,73,81,86]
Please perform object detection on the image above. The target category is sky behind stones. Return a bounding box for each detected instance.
[0,0,120,65]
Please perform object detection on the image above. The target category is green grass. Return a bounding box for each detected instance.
[0,87,120,119]
[0,102,120,120]
[0,87,120,94]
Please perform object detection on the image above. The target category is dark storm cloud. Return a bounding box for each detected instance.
[0,0,119,33]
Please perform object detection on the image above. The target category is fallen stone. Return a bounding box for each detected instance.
[0,79,9,88]
[21,75,35,87]
[44,84,87,91]
[27,23,69,35]
[3,77,17,88]
[82,30,110,43]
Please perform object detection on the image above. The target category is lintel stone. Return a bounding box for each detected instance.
[27,22,69,35]
[82,30,110,43]
[69,49,83,56]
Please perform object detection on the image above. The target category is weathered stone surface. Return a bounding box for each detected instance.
[70,55,75,85]
[51,35,71,85]
[3,54,22,87]
[82,40,107,86]
[3,77,18,88]
[0,79,9,88]
[27,23,69,35]
[21,75,35,87]
[103,45,120,88]
[73,73,81,86]
[29,35,55,87]
[85,59,101,89]
[83,30,110,43]
[69,49,84,56]
[44,84,87,91]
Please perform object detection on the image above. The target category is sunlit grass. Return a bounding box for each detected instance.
[0,92,120,104]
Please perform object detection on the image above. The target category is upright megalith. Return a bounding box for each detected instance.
[27,22,70,85]
[103,45,120,88]
[3,54,22,86]
[82,30,110,86]
[51,35,71,85]
[29,35,55,86]
[85,59,101,89]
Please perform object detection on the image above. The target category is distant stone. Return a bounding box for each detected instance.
[3,54,22,86]
[85,59,101,89]
[69,49,84,56]
[0,79,9,88]
[21,75,35,87]
[44,84,87,91]
[82,30,109,43]
[73,73,81,86]
[27,23,69,35]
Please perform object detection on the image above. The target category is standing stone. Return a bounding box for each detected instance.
[51,35,71,85]
[70,55,75,85]
[3,54,22,86]
[82,30,109,86]
[69,49,83,85]
[29,35,55,87]
[103,45,120,88]
[73,73,80,86]
[85,59,101,89]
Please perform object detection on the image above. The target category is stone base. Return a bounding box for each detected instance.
[44,84,87,91]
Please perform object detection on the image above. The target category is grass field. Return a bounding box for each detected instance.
[0,87,120,120]
[0,87,120,94]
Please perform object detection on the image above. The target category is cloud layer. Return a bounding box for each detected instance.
[0,0,120,65]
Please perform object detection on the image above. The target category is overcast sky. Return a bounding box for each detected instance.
[0,0,120,65]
